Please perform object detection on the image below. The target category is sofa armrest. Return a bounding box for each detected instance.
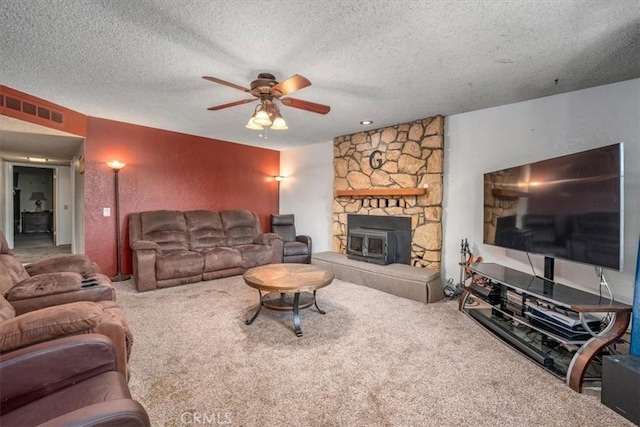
[0,301,103,353]
[25,254,100,277]
[0,334,118,413]
[130,240,161,292]
[131,240,161,252]
[296,235,312,248]
[253,233,283,263]
[254,232,281,246]
[130,246,160,292]
[39,399,151,427]
[94,301,132,379]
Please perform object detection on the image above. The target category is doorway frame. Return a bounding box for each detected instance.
[4,161,76,251]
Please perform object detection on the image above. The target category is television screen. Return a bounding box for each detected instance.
[483,143,623,271]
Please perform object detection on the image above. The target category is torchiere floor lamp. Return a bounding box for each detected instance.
[107,160,130,282]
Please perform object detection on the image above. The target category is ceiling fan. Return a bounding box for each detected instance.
[202,73,330,130]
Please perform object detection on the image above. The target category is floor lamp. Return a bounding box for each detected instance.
[274,175,285,212]
[107,160,130,282]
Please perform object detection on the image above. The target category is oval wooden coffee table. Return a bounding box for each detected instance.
[243,263,334,337]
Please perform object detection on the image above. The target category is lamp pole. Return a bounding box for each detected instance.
[107,161,130,282]
[274,175,285,213]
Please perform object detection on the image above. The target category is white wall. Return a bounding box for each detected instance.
[444,78,640,304]
[279,140,334,253]
[0,160,6,241]
[279,79,639,304]
[72,152,85,254]
[55,166,72,245]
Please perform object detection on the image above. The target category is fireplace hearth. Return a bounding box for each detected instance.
[347,214,411,265]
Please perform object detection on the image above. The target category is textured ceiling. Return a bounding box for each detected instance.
[1,0,639,158]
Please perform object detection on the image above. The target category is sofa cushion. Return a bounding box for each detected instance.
[185,210,227,250]
[140,211,189,251]
[220,210,260,246]
[235,245,274,269]
[155,251,204,281]
[283,241,309,257]
[200,247,242,272]
[0,302,102,353]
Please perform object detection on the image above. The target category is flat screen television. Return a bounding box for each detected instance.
[483,143,623,273]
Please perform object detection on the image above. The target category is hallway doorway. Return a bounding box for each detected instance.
[1,115,85,257]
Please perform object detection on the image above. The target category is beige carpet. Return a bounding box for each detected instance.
[11,244,71,264]
[114,277,632,427]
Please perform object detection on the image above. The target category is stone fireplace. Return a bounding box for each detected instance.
[333,115,444,269]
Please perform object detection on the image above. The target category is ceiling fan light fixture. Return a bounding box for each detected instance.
[245,118,264,130]
[270,114,288,130]
[203,73,330,133]
[253,108,272,126]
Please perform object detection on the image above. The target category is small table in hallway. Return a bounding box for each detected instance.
[243,263,334,337]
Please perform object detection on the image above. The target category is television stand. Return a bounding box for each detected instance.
[459,263,632,393]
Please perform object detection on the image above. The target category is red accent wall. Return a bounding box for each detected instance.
[84,117,279,276]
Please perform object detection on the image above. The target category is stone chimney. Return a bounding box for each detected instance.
[332,115,444,269]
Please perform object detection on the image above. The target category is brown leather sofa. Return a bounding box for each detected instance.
[0,293,133,380]
[129,209,283,291]
[0,232,115,315]
[0,334,149,426]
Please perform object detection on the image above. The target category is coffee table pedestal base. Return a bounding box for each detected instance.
[246,290,325,337]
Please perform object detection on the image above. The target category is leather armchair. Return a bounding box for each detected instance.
[0,334,149,426]
[270,214,312,263]
[0,232,115,315]
[0,294,133,380]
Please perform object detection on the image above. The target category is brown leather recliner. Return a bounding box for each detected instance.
[270,214,312,264]
[0,232,115,315]
[0,334,149,426]
[0,294,133,380]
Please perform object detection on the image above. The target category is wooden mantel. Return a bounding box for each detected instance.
[335,188,428,197]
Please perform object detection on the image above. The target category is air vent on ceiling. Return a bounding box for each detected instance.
[2,95,64,125]
[6,96,20,111]
[23,102,36,115]
[38,106,50,119]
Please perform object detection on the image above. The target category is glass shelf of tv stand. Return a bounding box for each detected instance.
[465,263,620,309]
[460,262,633,392]
[464,296,592,346]
[462,297,603,381]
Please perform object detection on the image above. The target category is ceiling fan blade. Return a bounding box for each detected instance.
[281,97,331,115]
[207,99,255,111]
[271,74,311,97]
[202,76,250,93]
